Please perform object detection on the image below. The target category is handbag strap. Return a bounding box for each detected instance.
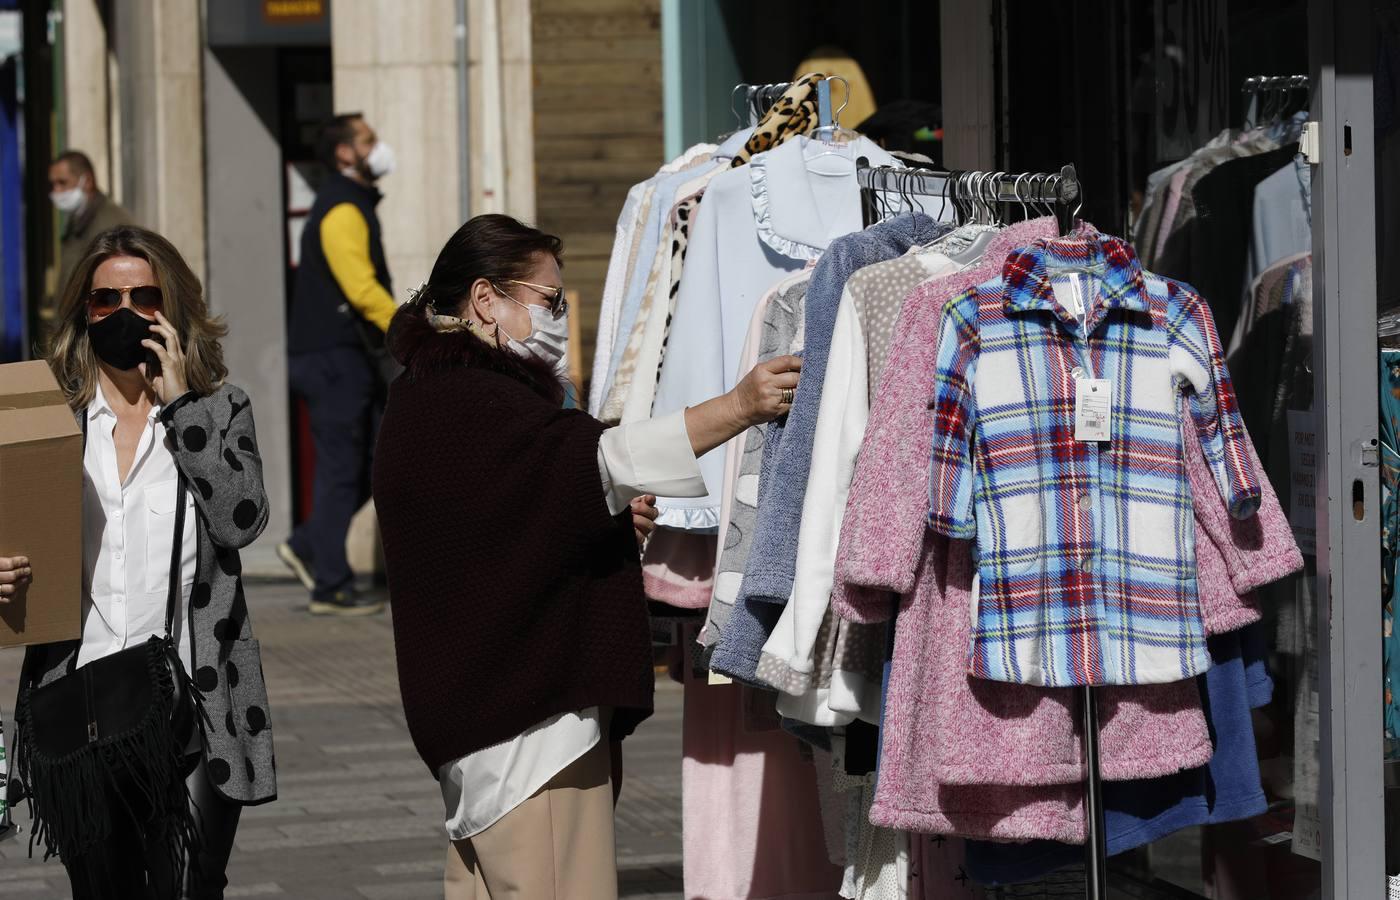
[165,475,189,639]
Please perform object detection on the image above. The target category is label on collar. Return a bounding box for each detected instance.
[1074,378,1112,441]
[1052,273,1087,320]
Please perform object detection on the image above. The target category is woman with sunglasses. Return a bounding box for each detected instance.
[1,226,276,898]
[372,214,800,900]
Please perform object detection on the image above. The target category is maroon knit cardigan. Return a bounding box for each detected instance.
[373,333,653,773]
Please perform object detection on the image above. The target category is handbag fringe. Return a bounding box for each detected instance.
[15,641,210,894]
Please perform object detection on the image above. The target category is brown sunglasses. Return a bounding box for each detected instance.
[87,285,163,318]
[505,280,568,318]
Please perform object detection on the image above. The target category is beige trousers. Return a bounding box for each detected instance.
[443,737,618,900]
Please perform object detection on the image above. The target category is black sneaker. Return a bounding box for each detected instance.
[309,588,385,617]
[276,542,315,592]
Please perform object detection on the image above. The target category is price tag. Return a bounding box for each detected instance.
[1074,378,1112,441]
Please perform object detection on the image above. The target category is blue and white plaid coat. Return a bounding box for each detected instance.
[927,229,1262,687]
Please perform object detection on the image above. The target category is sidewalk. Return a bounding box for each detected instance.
[0,580,685,899]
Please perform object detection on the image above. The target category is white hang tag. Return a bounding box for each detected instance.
[1074,378,1113,441]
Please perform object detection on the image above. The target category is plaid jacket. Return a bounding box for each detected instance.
[927,229,1261,687]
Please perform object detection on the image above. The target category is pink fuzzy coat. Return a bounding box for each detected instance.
[831,220,1303,841]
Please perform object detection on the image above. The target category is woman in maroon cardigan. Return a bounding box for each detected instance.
[373,214,799,899]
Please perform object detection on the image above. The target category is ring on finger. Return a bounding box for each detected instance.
[780,387,795,406]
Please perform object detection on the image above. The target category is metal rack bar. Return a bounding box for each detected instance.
[1241,73,1311,93]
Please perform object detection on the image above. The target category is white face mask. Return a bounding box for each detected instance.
[366,141,395,179]
[497,290,569,380]
[342,141,396,181]
[50,183,86,214]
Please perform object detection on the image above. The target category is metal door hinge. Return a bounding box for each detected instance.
[1301,121,1322,165]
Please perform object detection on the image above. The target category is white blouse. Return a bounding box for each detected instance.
[439,410,705,840]
[78,383,198,674]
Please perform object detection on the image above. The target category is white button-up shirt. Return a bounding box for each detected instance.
[78,384,198,674]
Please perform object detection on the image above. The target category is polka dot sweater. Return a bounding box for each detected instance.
[23,385,278,806]
[373,364,654,773]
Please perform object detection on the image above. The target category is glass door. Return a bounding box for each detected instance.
[978,1,1390,896]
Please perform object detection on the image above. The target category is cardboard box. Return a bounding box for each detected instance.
[0,361,83,648]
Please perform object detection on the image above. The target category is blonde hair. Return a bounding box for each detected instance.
[47,226,228,410]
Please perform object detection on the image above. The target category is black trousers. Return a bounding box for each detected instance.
[63,755,243,900]
[288,346,382,598]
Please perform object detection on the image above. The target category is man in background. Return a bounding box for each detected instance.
[280,113,397,617]
[48,150,132,299]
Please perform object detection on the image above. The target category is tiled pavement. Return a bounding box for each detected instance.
[0,580,686,899]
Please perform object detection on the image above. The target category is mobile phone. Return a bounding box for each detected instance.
[145,347,162,377]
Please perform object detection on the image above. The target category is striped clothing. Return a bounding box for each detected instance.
[927,229,1261,687]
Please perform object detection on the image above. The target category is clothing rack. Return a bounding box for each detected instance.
[1241,74,1310,94]
[858,155,1107,899]
[730,81,792,126]
[856,159,1083,235]
[731,76,850,128]
[1241,74,1310,128]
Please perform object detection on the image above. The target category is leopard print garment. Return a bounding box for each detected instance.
[728,72,823,169]
[650,193,704,400]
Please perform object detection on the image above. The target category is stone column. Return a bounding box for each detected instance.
[332,0,463,293]
[467,0,535,221]
[332,0,535,576]
[60,0,114,192]
[333,0,456,577]
[111,0,206,281]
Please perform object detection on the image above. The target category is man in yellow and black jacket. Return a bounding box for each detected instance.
[282,113,398,617]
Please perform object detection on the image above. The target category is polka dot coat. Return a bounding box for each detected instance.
[22,385,278,806]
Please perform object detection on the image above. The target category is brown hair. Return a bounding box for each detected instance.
[47,225,228,410]
[53,150,96,185]
[317,112,363,169]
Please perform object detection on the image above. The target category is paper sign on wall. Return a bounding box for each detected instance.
[1286,409,1317,556]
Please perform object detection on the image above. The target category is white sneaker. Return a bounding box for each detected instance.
[276,542,315,592]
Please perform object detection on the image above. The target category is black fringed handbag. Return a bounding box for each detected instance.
[14,475,208,886]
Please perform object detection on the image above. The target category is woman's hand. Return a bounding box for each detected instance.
[730,355,802,427]
[0,555,31,603]
[140,310,190,406]
[630,495,658,550]
[683,355,803,460]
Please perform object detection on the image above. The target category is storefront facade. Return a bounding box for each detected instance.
[660,0,1391,896]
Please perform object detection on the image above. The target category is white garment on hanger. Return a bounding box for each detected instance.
[591,142,719,416]
[618,166,728,424]
[650,135,899,531]
[590,182,650,415]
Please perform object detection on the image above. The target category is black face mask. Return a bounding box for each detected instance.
[88,307,153,371]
